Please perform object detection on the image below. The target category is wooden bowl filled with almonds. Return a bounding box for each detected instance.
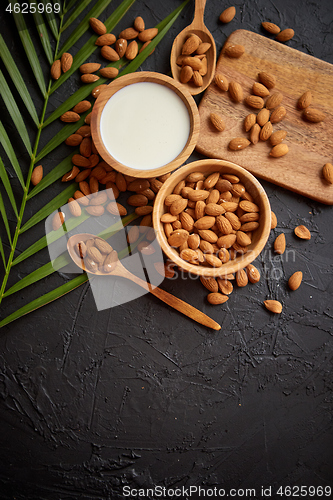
[152,159,271,277]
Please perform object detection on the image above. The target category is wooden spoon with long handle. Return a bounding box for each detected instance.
[170,0,216,95]
[67,233,221,331]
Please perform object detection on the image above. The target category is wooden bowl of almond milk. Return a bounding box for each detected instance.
[90,71,200,178]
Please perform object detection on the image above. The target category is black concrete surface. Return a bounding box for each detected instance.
[0,0,332,499]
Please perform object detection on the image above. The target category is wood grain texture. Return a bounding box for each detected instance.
[196,30,333,204]
[91,71,200,178]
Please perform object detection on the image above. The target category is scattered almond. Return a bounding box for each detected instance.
[252,82,270,97]
[276,28,294,42]
[101,46,120,61]
[31,165,43,186]
[302,108,325,123]
[210,113,225,131]
[60,111,81,123]
[52,211,65,231]
[265,92,283,110]
[264,299,282,313]
[138,28,158,43]
[270,130,287,146]
[95,33,116,46]
[119,27,139,40]
[99,67,119,79]
[322,163,333,184]
[244,113,257,132]
[225,44,245,58]
[261,22,281,34]
[89,18,107,35]
[125,40,138,60]
[250,123,261,145]
[228,81,243,102]
[50,60,61,80]
[207,293,229,305]
[215,73,229,91]
[72,100,91,114]
[274,233,286,254]
[228,138,251,151]
[260,121,273,141]
[258,71,276,89]
[270,144,289,157]
[294,225,311,240]
[270,106,286,123]
[219,6,236,23]
[297,90,312,109]
[244,95,265,109]
[288,271,303,290]
[61,52,73,73]
[134,16,145,32]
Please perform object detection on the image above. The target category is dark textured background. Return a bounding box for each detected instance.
[0,0,332,499]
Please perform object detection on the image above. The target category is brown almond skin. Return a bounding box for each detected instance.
[115,38,128,57]
[207,293,229,305]
[323,163,333,184]
[89,18,107,35]
[65,134,83,146]
[228,138,251,150]
[266,92,283,110]
[138,28,158,43]
[250,123,261,145]
[72,100,91,114]
[224,44,245,58]
[276,28,294,42]
[210,113,225,131]
[274,233,286,254]
[79,63,101,74]
[215,73,229,91]
[61,53,73,72]
[264,300,282,314]
[219,6,236,23]
[60,111,80,123]
[258,71,276,89]
[297,91,312,109]
[252,82,270,97]
[50,60,61,80]
[257,108,270,126]
[99,67,119,79]
[31,165,43,186]
[180,65,193,84]
[228,81,243,102]
[81,74,100,83]
[288,271,303,290]
[260,121,273,141]
[119,27,139,40]
[270,144,289,157]
[95,34,116,46]
[125,40,138,60]
[244,95,265,109]
[134,16,145,32]
[261,22,281,34]
[302,108,325,123]
[294,225,311,240]
[270,130,287,146]
[100,46,120,61]
[270,106,286,123]
[244,113,256,131]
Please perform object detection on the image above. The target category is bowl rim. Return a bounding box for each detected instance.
[90,71,200,179]
[152,159,272,277]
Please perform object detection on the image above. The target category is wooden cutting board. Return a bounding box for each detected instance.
[196,30,333,204]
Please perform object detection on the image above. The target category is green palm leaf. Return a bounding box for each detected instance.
[0,157,18,218]
[0,122,25,188]
[43,0,60,38]
[64,0,79,14]
[0,238,6,268]
[28,152,78,198]
[33,12,54,65]
[20,183,77,233]
[61,0,94,31]
[12,10,47,97]
[0,71,33,156]
[50,0,135,95]
[0,274,89,328]
[0,35,39,126]
[58,0,115,57]
[0,192,12,244]
[3,254,70,298]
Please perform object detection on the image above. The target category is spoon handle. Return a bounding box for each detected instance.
[193,0,207,27]
[118,264,221,331]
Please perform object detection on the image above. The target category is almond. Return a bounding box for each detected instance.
[119,27,139,40]
[200,276,219,293]
[323,163,333,184]
[180,248,199,262]
[50,59,61,80]
[196,42,211,55]
[225,212,241,230]
[228,81,243,102]
[180,212,195,232]
[95,33,116,46]
[115,38,127,57]
[89,18,107,35]
[258,71,276,89]
[217,234,237,248]
[294,225,311,240]
[246,263,260,283]
[94,238,113,254]
[125,40,138,60]
[252,82,270,97]
[188,190,210,202]
[228,138,251,150]
[270,130,287,146]
[135,206,153,216]
[210,113,225,131]
[31,164,43,186]
[236,230,252,247]
[72,100,92,114]
[170,197,188,215]
[302,108,325,123]
[270,143,289,157]
[61,52,73,72]
[76,125,91,137]
[60,111,80,122]
[180,65,193,84]
[265,92,283,110]
[79,62,101,74]
[192,71,203,87]
[68,198,82,217]
[168,229,189,247]
[85,205,105,216]
[103,250,118,273]
[195,216,216,230]
[297,90,312,109]
[215,73,229,91]
[134,16,145,32]
[138,27,158,42]
[182,56,202,71]
[72,154,91,167]
[99,67,119,79]
[260,121,273,141]
[62,166,79,182]
[261,22,281,34]
[100,46,120,61]
[198,55,208,76]
[274,233,286,254]
[244,113,256,131]
[245,95,265,109]
[276,28,294,42]
[216,215,233,234]
[236,268,248,287]
[139,41,155,56]
[217,278,233,294]
[250,123,261,144]
[106,201,127,216]
[264,299,282,313]
[205,203,225,216]
[270,106,286,123]
[197,229,218,244]
[239,200,260,212]
[91,84,108,98]
[219,6,236,23]
[81,74,99,83]
[240,221,259,232]
[207,293,229,305]
[288,271,303,290]
[270,211,277,229]
[127,194,148,207]
[52,211,65,231]
[87,245,104,264]
[256,108,270,126]
[187,233,200,249]
[204,254,222,268]
[224,44,245,58]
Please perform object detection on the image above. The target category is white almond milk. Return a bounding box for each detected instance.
[100,81,191,170]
